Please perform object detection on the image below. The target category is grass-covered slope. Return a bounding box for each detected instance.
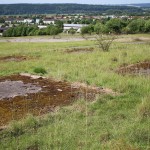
[0,35,150,149]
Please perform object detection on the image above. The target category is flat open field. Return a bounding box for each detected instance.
[0,34,150,150]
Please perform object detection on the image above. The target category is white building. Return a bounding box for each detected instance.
[5,18,14,24]
[43,19,55,24]
[63,24,87,33]
[36,19,40,24]
[16,19,24,23]
[24,19,33,23]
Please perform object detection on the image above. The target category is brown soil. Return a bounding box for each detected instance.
[117,61,150,75]
[65,47,94,54]
[0,74,114,126]
[0,55,28,62]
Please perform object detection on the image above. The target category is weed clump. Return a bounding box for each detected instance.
[33,67,47,74]
[9,121,24,137]
[24,114,40,130]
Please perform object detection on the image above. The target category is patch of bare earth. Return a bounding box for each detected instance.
[65,47,94,54]
[0,73,115,126]
[117,61,150,75]
[0,55,28,62]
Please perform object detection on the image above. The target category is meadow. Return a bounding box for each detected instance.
[0,34,150,150]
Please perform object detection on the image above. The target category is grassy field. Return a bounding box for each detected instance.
[0,35,150,150]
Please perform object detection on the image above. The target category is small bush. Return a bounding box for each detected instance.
[95,34,116,52]
[33,67,47,74]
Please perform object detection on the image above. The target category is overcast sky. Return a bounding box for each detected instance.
[0,0,149,4]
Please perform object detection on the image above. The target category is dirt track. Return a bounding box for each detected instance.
[0,37,85,43]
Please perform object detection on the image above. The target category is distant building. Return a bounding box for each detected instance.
[5,18,14,24]
[24,19,33,23]
[63,24,87,33]
[43,18,55,24]
[16,18,24,23]
[36,19,40,24]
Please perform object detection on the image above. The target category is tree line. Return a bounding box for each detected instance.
[81,18,150,35]
[3,21,63,37]
[3,18,150,37]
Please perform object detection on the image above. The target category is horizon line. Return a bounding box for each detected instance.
[0,2,149,5]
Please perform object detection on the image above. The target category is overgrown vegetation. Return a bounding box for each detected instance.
[0,35,150,149]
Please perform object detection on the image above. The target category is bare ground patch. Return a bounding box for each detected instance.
[116,61,150,75]
[65,47,94,54]
[0,55,29,62]
[0,73,115,126]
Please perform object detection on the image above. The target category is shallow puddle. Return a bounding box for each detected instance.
[0,80,42,99]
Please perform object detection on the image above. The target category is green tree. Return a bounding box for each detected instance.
[127,19,145,34]
[81,25,94,35]
[0,18,5,23]
[106,18,126,34]
[144,20,150,33]
[55,20,64,33]
[94,23,104,34]
[3,27,14,37]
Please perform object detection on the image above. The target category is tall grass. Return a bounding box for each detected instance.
[0,35,150,149]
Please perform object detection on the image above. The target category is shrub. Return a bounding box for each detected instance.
[95,34,116,52]
[33,67,47,74]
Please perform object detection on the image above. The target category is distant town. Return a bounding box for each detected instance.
[0,14,150,36]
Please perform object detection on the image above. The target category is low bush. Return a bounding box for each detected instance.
[33,67,47,74]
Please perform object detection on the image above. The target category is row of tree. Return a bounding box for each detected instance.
[81,18,150,34]
[3,18,150,37]
[3,21,63,37]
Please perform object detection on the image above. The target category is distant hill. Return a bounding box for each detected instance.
[0,4,145,15]
[129,3,150,8]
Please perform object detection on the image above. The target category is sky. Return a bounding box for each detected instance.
[0,0,149,5]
